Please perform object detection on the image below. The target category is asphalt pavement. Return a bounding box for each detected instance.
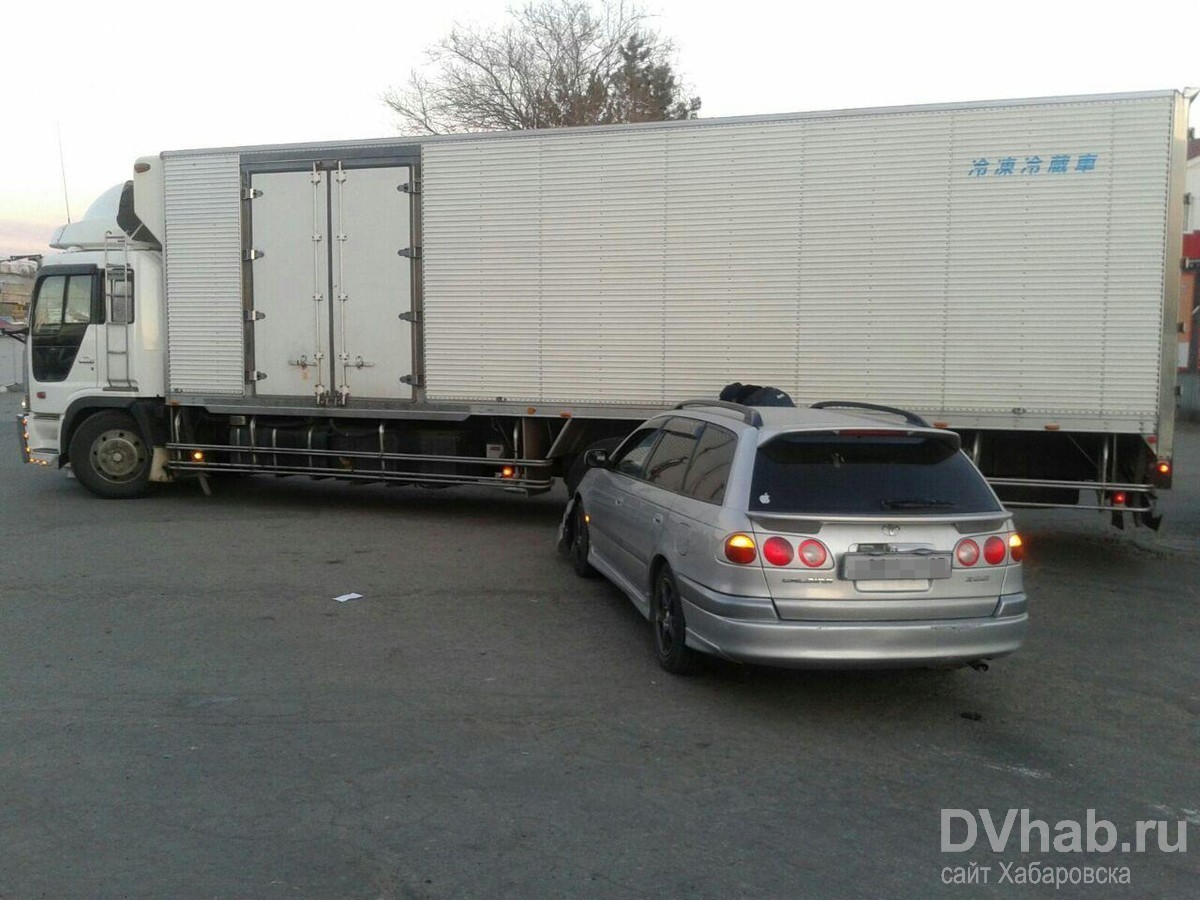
[0,391,1196,898]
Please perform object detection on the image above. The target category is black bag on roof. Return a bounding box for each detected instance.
[718,382,796,407]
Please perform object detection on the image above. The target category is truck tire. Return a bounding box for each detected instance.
[69,410,152,499]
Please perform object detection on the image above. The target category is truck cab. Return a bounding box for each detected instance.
[20,181,167,490]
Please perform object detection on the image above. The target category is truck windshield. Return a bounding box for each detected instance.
[750,432,1002,515]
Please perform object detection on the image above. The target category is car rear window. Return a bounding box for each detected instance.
[750,432,1001,515]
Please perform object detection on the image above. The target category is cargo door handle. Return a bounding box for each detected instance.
[77,357,95,365]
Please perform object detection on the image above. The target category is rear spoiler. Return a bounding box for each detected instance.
[761,426,962,452]
[747,510,1009,535]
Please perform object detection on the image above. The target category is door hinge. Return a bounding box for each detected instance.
[400,374,421,387]
[398,310,420,323]
[398,246,422,259]
[244,249,265,262]
[246,370,267,382]
[245,310,266,322]
[243,187,263,201]
[399,181,421,194]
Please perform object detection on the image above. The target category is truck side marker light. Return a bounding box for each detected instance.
[191,451,205,462]
[1157,461,1171,475]
[500,466,515,478]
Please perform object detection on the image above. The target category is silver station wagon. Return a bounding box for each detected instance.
[560,400,1028,674]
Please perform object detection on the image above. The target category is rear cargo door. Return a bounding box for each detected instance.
[249,164,415,403]
[250,169,332,400]
[329,165,415,401]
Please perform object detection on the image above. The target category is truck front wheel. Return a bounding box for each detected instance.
[68,410,152,499]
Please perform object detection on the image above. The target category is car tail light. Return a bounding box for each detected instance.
[762,537,793,566]
[724,533,757,565]
[797,539,828,568]
[983,536,1007,565]
[955,539,980,567]
[1008,533,1024,563]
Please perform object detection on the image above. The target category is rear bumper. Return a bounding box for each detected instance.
[678,578,1028,668]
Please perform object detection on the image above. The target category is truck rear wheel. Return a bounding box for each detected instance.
[69,410,152,499]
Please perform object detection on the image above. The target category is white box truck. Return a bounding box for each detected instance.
[14,90,1188,526]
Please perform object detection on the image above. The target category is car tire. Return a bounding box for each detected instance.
[569,502,597,578]
[68,410,152,499]
[653,566,702,675]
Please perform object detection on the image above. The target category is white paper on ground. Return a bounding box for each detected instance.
[333,593,364,603]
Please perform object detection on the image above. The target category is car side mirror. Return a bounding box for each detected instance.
[584,448,610,468]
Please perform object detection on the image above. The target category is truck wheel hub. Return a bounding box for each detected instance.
[92,430,143,481]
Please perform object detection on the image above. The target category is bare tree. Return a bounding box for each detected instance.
[384,0,700,134]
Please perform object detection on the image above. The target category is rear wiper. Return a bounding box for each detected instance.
[881,498,954,510]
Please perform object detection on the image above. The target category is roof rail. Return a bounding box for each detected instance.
[809,400,931,429]
[674,399,763,427]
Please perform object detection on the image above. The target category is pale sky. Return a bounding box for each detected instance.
[2,0,1197,256]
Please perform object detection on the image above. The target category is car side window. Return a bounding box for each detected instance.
[610,427,662,478]
[644,417,703,493]
[683,424,737,504]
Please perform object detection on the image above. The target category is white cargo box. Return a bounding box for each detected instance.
[158,91,1185,431]
[422,93,1182,425]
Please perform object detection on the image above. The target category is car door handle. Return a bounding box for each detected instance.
[652,513,664,525]
[614,497,623,506]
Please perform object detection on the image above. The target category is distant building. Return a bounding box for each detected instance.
[0,256,38,319]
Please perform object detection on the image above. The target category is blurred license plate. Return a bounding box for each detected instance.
[843,552,952,581]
